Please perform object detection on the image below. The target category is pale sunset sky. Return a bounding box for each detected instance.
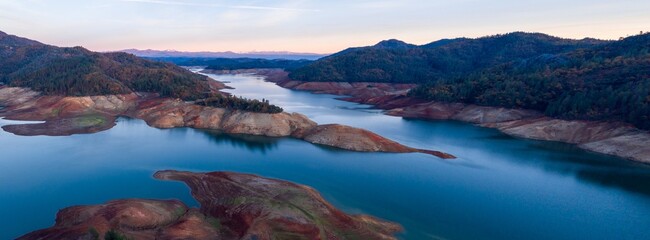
[1,0,649,53]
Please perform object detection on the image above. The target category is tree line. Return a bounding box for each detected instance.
[195,94,283,114]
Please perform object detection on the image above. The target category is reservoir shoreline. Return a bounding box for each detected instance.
[203,68,650,164]
[0,85,453,158]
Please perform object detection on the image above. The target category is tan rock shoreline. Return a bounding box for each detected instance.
[0,86,454,159]
[220,69,650,164]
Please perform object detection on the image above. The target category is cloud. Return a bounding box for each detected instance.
[230,5,319,12]
[119,0,201,6]
[118,0,319,12]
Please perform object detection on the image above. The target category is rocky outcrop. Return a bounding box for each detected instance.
[480,118,650,163]
[389,103,650,163]
[386,102,465,120]
[0,87,454,158]
[248,69,650,164]
[19,170,402,240]
[220,111,315,137]
[134,98,317,137]
[0,87,137,120]
[0,87,136,136]
[2,115,116,136]
[303,124,455,159]
[483,118,635,144]
[18,199,196,240]
[133,99,453,158]
[580,132,650,162]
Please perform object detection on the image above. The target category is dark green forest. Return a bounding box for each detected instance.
[0,31,212,100]
[289,32,650,130]
[409,33,650,129]
[195,94,283,113]
[289,32,605,83]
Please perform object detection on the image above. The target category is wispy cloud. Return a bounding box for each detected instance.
[119,0,201,6]
[86,3,116,9]
[118,0,319,12]
[230,5,319,12]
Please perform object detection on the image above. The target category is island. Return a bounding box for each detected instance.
[18,170,402,240]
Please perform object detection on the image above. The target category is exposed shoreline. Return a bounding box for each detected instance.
[204,69,650,164]
[0,86,454,159]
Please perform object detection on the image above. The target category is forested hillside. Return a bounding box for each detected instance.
[0,31,212,100]
[289,32,650,129]
[289,32,605,83]
[410,33,650,129]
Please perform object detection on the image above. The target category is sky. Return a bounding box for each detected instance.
[1,0,649,54]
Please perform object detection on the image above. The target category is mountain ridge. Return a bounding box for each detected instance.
[0,31,215,100]
[120,49,327,60]
[288,31,609,84]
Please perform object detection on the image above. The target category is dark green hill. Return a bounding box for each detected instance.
[289,32,605,83]
[288,31,649,129]
[0,31,212,100]
[410,33,650,129]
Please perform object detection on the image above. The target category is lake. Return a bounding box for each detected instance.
[1,72,649,240]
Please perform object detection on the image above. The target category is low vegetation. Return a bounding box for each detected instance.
[196,94,284,113]
[104,229,128,240]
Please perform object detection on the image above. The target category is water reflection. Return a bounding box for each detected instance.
[577,168,650,196]
[198,129,280,154]
[400,118,650,197]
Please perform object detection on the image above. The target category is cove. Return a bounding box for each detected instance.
[1,72,650,240]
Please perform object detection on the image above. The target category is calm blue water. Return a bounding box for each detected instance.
[1,72,649,240]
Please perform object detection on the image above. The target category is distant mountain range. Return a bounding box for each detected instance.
[119,49,327,60]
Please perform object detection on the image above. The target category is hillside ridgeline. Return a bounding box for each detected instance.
[289,32,606,83]
[0,31,219,100]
